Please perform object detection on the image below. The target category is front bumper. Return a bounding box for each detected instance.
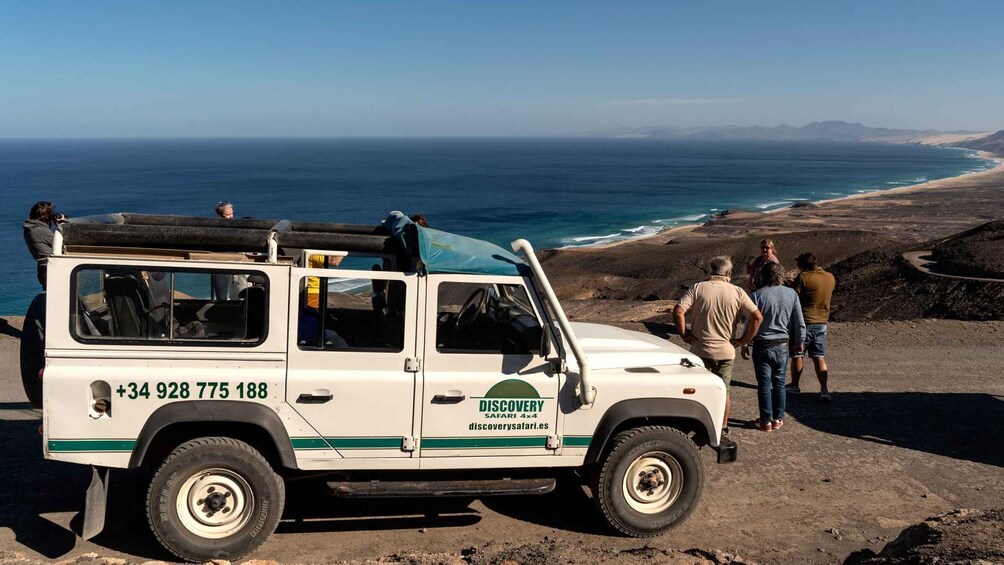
[715,435,738,463]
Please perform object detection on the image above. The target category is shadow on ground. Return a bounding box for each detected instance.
[0,419,95,559]
[480,477,611,536]
[0,317,21,339]
[786,391,1004,467]
[276,481,482,534]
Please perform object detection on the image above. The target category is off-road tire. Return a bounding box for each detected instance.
[147,437,285,562]
[19,293,45,408]
[593,425,704,537]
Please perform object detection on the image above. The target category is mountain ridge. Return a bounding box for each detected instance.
[574,120,986,142]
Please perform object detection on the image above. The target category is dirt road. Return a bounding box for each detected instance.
[1,316,1002,564]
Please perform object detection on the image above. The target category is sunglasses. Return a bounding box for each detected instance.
[217,201,232,207]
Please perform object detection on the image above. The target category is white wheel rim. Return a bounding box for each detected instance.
[176,468,254,539]
[622,451,684,514]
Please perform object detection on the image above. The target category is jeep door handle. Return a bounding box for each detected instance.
[297,391,333,404]
[432,392,466,404]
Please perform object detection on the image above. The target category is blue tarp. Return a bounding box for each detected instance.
[382,211,528,277]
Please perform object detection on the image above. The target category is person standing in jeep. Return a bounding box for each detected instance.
[23,201,66,288]
[674,255,763,434]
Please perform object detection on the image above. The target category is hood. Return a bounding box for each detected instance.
[567,322,703,371]
[23,218,49,230]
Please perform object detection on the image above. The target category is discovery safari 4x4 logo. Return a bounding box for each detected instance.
[469,379,551,432]
[478,379,545,417]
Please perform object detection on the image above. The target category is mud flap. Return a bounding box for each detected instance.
[82,466,110,540]
[716,436,738,463]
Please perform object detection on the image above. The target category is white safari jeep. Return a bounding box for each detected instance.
[27,213,736,562]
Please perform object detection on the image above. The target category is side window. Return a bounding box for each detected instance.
[436,282,543,355]
[297,276,406,352]
[71,267,268,344]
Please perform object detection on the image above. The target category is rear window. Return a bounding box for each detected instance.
[71,266,268,345]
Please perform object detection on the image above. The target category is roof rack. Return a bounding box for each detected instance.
[57,213,399,260]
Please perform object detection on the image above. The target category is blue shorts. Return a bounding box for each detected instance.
[793,323,827,358]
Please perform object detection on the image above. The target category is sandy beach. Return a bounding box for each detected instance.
[539,145,1004,325]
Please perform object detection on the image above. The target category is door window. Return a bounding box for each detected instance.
[435,282,544,355]
[297,276,407,352]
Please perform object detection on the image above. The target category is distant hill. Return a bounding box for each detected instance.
[575,121,981,142]
[953,130,1004,154]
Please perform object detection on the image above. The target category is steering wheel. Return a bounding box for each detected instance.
[454,288,488,331]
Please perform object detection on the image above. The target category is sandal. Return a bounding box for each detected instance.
[772,419,784,430]
[749,419,773,432]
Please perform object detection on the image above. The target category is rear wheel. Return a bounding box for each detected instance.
[593,426,704,537]
[19,293,45,408]
[147,437,285,562]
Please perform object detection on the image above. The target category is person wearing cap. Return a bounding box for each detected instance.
[23,201,67,288]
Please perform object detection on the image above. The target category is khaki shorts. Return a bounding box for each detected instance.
[700,357,734,388]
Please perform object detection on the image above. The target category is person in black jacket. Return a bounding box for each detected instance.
[23,201,66,288]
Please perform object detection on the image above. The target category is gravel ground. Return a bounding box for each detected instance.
[1,316,1002,564]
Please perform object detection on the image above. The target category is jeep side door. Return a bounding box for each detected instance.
[419,275,558,458]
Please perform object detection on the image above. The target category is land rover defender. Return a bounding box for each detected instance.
[24,212,736,561]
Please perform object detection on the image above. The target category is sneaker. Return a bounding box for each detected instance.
[772,419,784,430]
[786,384,801,394]
[722,426,730,437]
[820,391,832,402]
[750,419,773,432]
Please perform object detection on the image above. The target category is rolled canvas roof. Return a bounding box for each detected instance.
[61,212,529,277]
[381,211,528,277]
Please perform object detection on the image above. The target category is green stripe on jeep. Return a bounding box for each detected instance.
[48,439,136,453]
[325,437,402,449]
[563,436,592,447]
[422,436,549,449]
[290,437,331,450]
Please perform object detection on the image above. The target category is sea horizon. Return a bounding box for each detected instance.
[1,138,996,314]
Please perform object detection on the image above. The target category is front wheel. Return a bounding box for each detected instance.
[593,426,704,537]
[147,437,285,562]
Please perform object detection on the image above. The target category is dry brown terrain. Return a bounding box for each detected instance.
[1,316,1003,565]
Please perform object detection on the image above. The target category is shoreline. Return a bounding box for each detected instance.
[563,147,1002,252]
[813,148,1002,205]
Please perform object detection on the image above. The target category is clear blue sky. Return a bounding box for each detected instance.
[1,0,1001,137]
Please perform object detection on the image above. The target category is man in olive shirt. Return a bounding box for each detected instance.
[789,252,836,401]
[674,256,763,433]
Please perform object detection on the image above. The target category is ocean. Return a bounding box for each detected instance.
[0,138,994,314]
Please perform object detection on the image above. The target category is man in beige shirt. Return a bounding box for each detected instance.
[674,256,763,434]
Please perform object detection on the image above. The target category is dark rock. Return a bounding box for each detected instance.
[844,508,1004,564]
[931,220,1004,278]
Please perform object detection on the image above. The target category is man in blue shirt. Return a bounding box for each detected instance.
[743,262,806,431]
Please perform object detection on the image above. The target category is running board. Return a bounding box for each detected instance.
[326,478,556,498]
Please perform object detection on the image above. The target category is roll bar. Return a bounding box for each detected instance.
[510,239,595,407]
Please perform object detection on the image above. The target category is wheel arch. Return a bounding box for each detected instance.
[583,398,718,465]
[129,401,298,469]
